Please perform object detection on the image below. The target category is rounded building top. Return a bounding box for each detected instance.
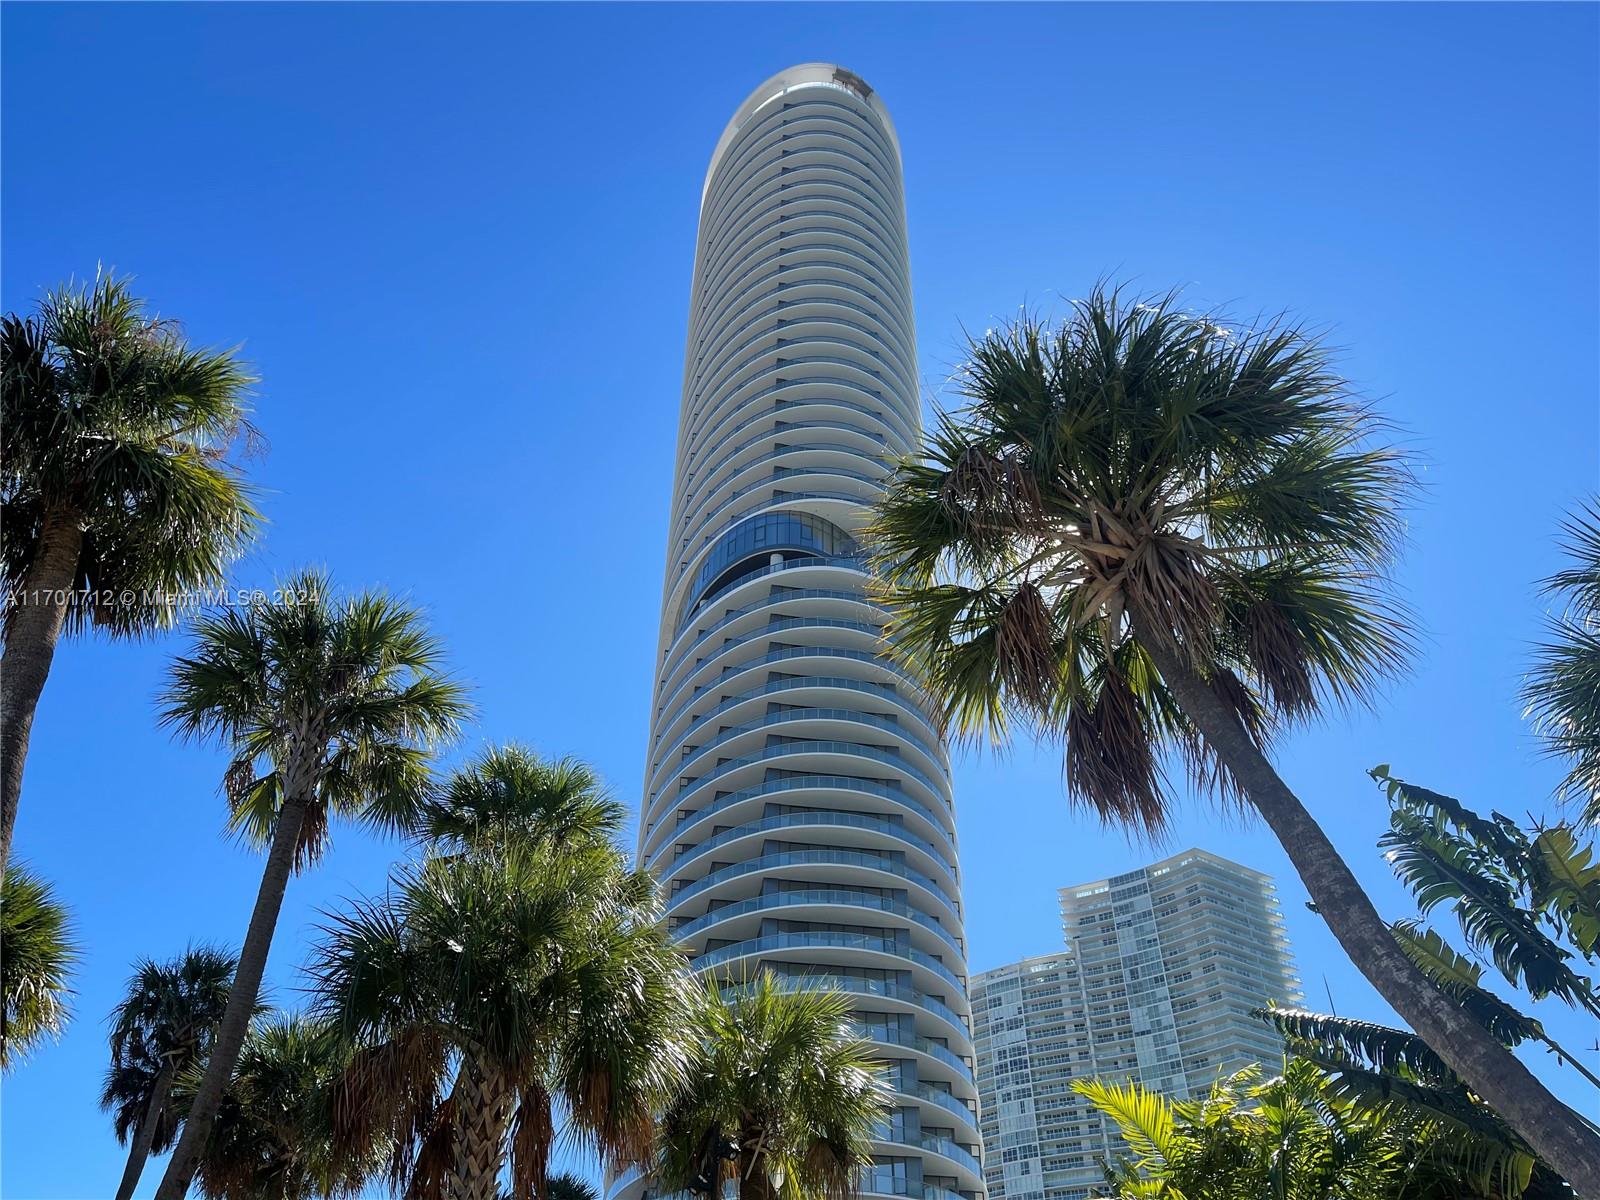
[702,62,902,208]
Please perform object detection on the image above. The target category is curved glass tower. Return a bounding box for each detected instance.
[622,64,982,1200]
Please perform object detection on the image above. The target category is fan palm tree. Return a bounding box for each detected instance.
[1525,503,1600,826]
[869,286,1600,1192]
[185,1012,385,1200]
[0,272,260,874]
[655,971,889,1200]
[102,945,239,1200]
[0,861,78,1068]
[415,744,625,856]
[310,838,689,1200]
[152,570,469,1200]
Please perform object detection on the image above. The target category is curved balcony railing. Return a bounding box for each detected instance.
[667,849,960,920]
[662,813,957,897]
[669,738,952,816]
[686,339,907,447]
[758,973,970,1044]
[688,288,915,390]
[649,699,945,804]
[673,554,865,634]
[688,427,888,513]
[690,277,916,389]
[684,374,916,465]
[904,1082,980,1135]
[687,334,899,436]
[862,1023,974,1082]
[690,930,964,993]
[653,630,902,737]
[670,887,962,958]
[914,1136,982,1177]
[679,395,893,490]
[643,773,955,866]
[658,587,877,679]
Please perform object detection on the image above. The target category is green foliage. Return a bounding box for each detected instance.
[655,971,890,1200]
[1257,1012,1570,1199]
[310,749,689,1200]
[161,568,471,867]
[415,743,626,855]
[185,1012,382,1200]
[869,285,1413,833]
[1374,769,1600,1019]
[101,944,239,1150]
[1,271,260,637]
[1,863,79,1068]
[1524,504,1600,825]
[1080,1056,1565,1200]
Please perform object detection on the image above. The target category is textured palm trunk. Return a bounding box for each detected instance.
[1133,619,1600,1196]
[154,792,310,1200]
[0,506,83,875]
[737,1143,779,1200]
[446,1056,514,1200]
[114,1060,175,1200]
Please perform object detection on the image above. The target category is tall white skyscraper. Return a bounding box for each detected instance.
[972,850,1302,1200]
[618,64,982,1200]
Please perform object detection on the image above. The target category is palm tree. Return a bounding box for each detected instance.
[868,286,1600,1191]
[415,744,625,855]
[1525,503,1600,826]
[0,273,260,874]
[655,971,889,1200]
[186,1012,385,1200]
[102,945,239,1200]
[0,861,78,1068]
[152,570,469,1200]
[310,837,688,1200]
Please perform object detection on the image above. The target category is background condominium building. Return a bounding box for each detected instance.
[616,64,983,1200]
[972,849,1302,1200]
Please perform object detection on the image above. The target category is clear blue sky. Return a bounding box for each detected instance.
[4,3,1597,1195]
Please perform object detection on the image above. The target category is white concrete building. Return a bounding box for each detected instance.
[616,64,982,1200]
[972,850,1302,1200]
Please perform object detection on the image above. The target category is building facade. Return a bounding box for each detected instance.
[619,64,983,1200]
[972,850,1302,1200]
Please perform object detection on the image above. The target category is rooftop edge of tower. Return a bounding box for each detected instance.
[701,62,903,210]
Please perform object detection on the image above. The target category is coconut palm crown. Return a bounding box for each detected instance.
[869,286,1600,1193]
[0,272,261,875]
[655,971,889,1200]
[151,569,469,1200]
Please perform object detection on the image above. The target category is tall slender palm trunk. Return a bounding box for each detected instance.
[115,1060,175,1200]
[447,1057,514,1200]
[0,507,82,876]
[1134,620,1600,1196]
[155,795,309,1200]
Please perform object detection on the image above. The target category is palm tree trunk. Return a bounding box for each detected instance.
[0,506,83,875]
[1133,621,1600,1196]
[115,1060,175,1200]
[447,1056,514,1200]
[154,795,309,1200]
[738,1144,779,1200]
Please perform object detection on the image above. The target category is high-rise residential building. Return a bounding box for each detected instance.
[971,849,1302,1200]
[616,64,983,1200]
